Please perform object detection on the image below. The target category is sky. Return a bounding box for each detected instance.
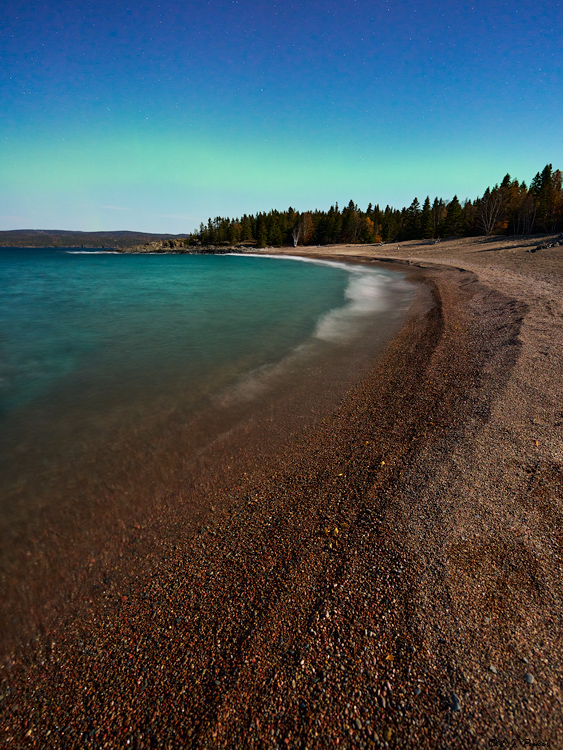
[1,0,562,233]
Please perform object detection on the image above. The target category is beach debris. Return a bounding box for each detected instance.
[532,241,561,251]
[524,672,535,684]
[450,692,461,712]
[489,665,498,674]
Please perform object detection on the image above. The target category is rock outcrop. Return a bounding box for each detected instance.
[115,239,257,254]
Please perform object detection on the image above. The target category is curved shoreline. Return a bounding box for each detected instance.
[0,254,414,663]
[2,237,562,748]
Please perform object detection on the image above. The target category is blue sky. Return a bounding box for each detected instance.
[2,0,562,233]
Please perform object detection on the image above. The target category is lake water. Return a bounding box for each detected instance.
[0,248,415,646]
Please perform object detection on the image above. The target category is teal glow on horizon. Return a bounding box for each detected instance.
[2,0,562,233]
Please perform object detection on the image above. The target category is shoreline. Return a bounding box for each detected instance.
[0,255,415,663]
[1,237,562,747]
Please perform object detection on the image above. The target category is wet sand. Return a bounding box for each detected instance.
[1,235,562,748]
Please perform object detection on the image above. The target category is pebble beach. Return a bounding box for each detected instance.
[1,235,562,748]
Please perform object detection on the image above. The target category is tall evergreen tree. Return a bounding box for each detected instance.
[442,196,464,236]
[404,197,421,239]
[431,198,446,238]
[533,164,562,232]
[240,215,253,242]
[268,216,283,246]
[421,197,434,238]
[256,215,268,248]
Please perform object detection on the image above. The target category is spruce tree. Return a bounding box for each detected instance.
[431,198,446,238]
[256,215,268,248]
[421,197,434,238]
[442,196,464,236]
[268,217,283,247]
[240,215,253,242]
[405,197,421,239]
[534,164,561,232]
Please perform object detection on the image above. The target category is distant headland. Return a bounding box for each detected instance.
[0,229,186,249]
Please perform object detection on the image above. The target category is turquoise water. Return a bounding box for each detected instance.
[0,249,352,418]
[0,248,414,531]
[0,248,416,637]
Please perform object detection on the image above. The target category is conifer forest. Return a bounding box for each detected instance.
[187,164,563,247]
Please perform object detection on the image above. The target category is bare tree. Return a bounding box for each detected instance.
[292,213,313,246]
[479,188,504,235]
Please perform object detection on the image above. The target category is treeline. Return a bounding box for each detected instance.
[188,164,563,247]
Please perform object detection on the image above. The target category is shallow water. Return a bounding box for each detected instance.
[0,248,415,648]
[1,250,350,416]
[1,250,412,486]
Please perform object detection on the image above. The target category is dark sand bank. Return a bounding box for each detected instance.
[1,239,562,748]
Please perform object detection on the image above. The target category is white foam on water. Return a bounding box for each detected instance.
[215,254,415,406]
[314,270,391,342]
[227,252,356,272]
[233,252,411,344]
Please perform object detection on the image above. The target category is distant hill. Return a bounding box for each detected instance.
[0,229,187,249]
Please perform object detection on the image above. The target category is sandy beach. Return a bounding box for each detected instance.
[1,235,562,748]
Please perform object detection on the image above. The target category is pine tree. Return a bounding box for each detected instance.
[268,216,283,247]
[431,198,446,238]
[341,200,361,243]
[442,196,464,236]
[240,215,253,242]
[533,164,562,232]
[421,197,434,238]
[461,199,477,236]
[256,215,268,248]
[404,197,421,240]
